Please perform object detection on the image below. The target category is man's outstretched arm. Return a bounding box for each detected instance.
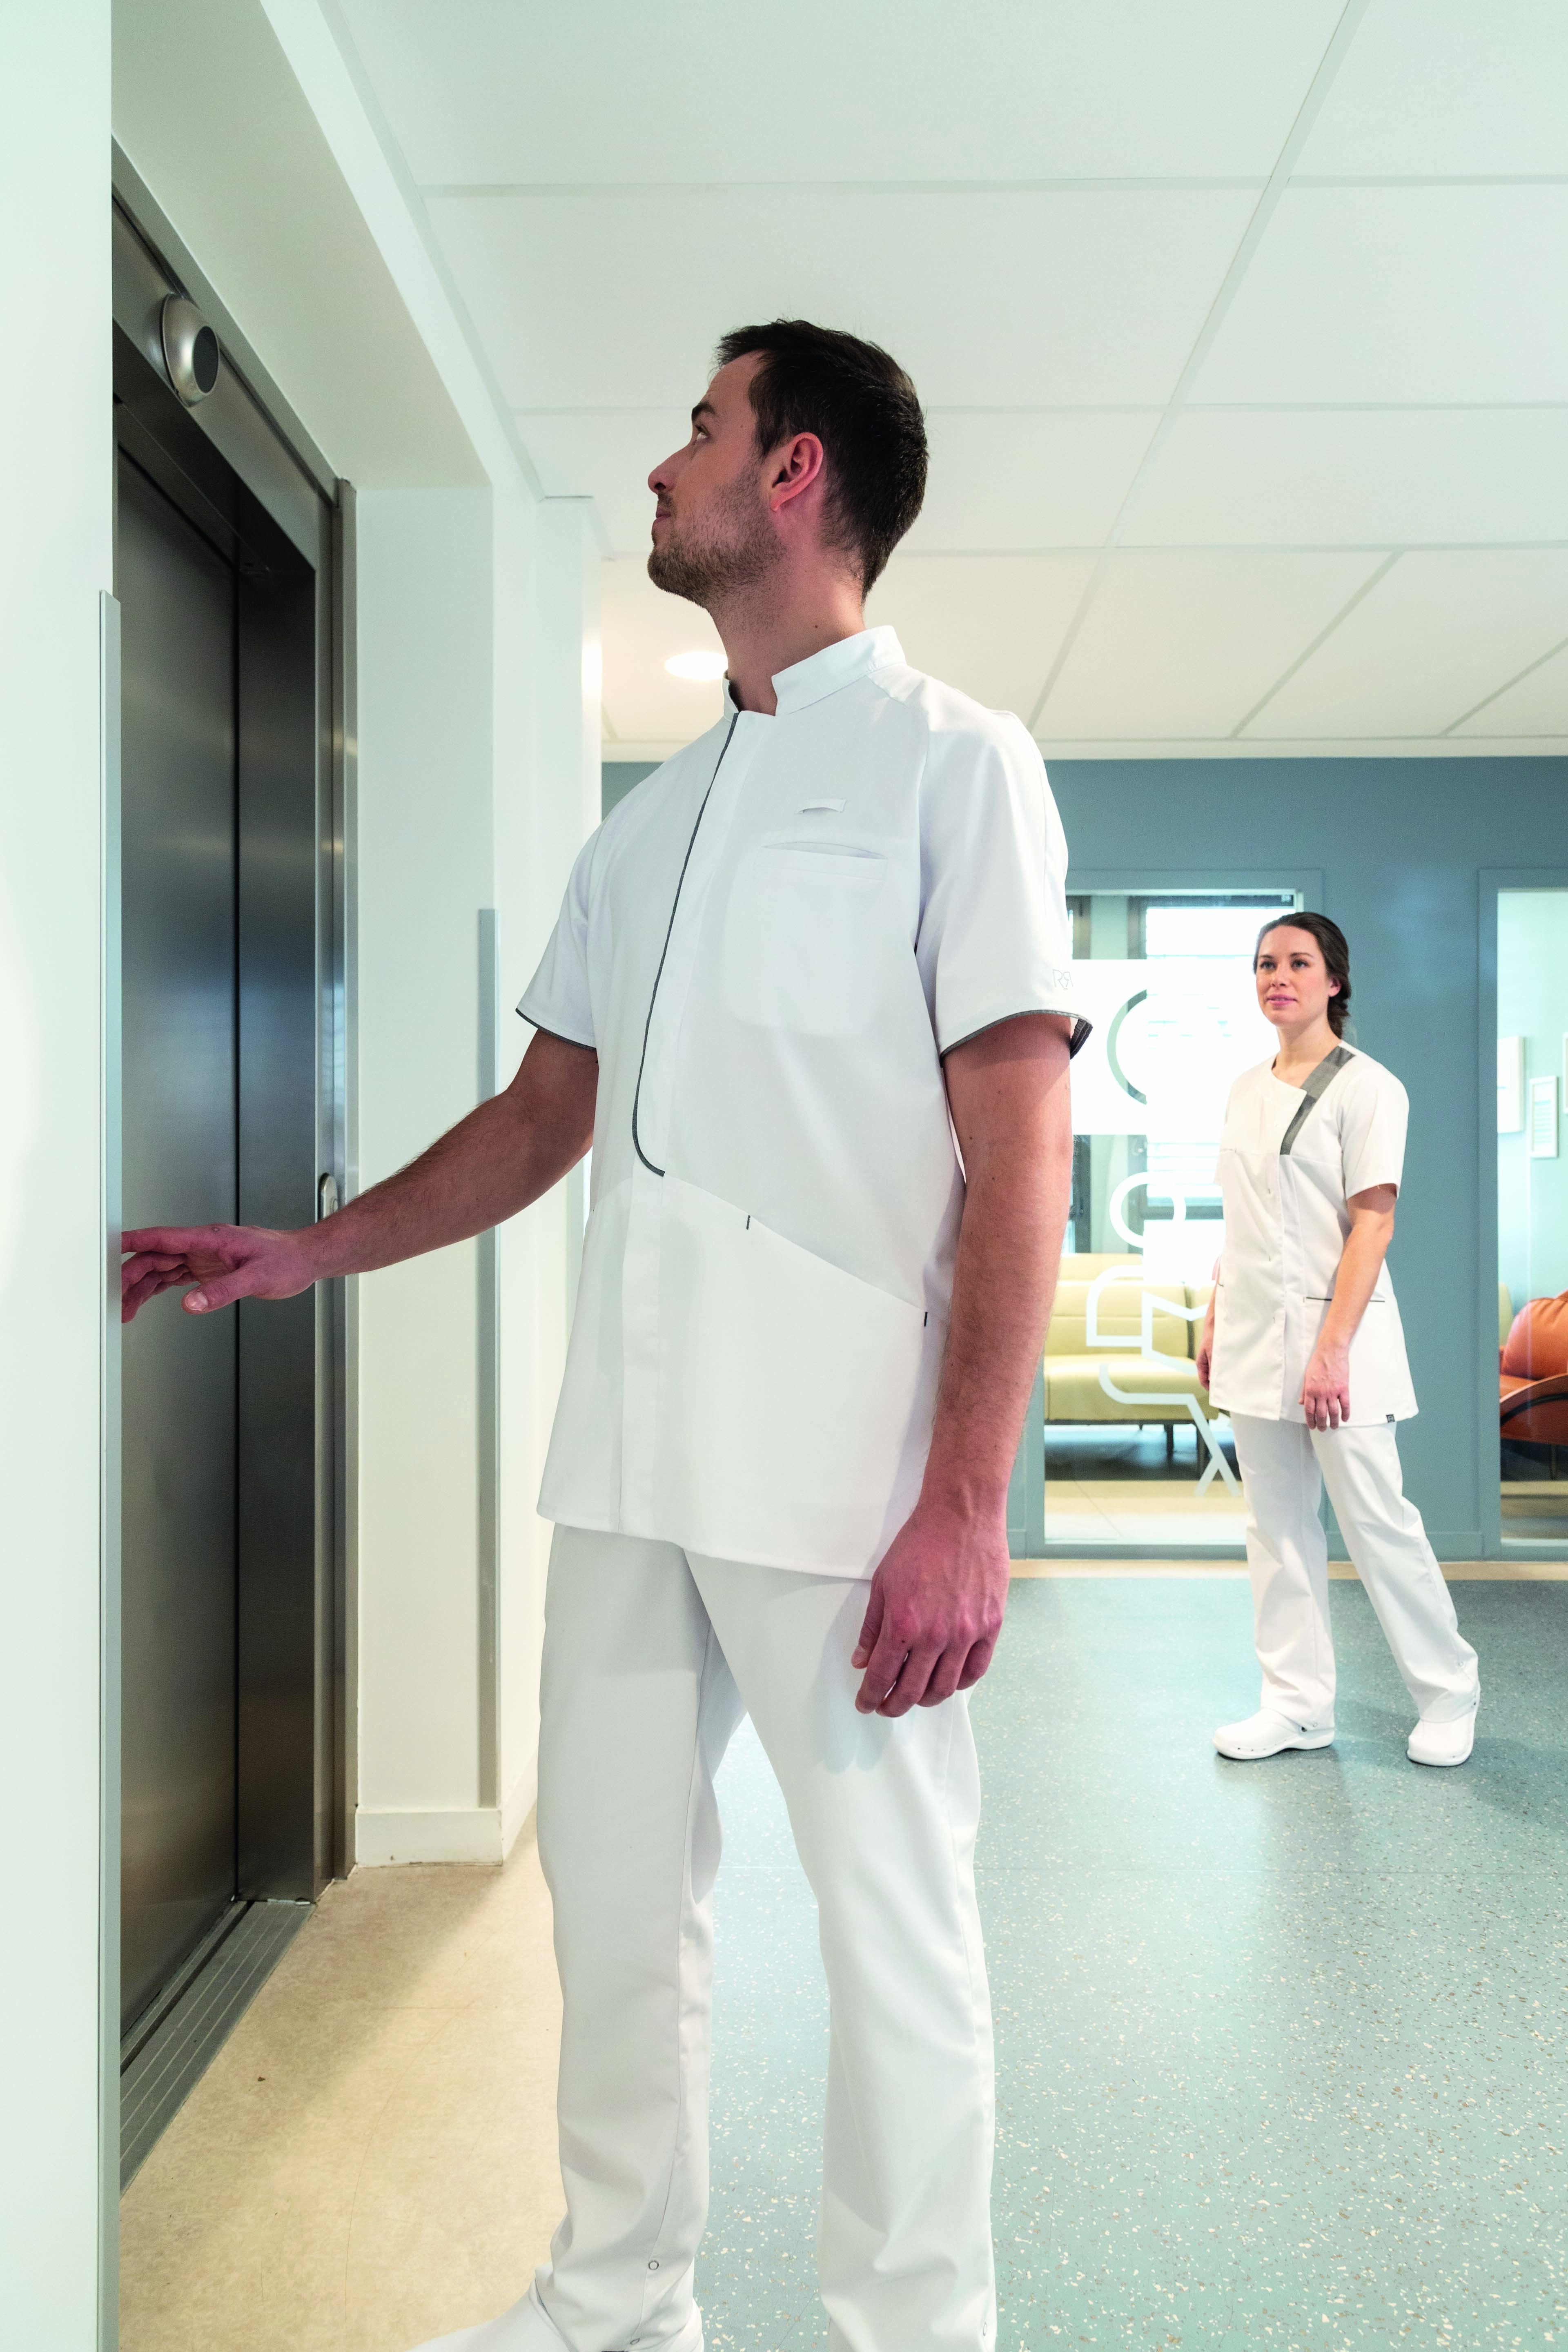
[852,1011,1074,1717]
[120,1028,597,1323]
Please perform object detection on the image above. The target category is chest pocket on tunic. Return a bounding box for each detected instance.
[721,836,888,1038]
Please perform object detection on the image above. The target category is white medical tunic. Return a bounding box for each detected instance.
[519,626,1080,1577]
[1209,1046,1418,1426]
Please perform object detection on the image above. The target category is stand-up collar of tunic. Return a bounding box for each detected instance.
[722,624,907,719]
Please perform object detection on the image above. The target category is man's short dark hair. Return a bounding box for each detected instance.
[715,319,927,592]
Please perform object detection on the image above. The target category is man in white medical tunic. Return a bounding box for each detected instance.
[119,319,1081,2352]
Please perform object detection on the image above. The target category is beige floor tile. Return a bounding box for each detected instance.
[120,1820,563,2352]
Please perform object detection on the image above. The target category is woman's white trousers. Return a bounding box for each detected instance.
[1230,1414,1479,1728]
[427,1526,996,2352]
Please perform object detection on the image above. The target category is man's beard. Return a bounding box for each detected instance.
[648,477,777,608]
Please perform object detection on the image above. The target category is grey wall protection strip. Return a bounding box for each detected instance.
[100,591,123,2350]
[476,910,501,1813]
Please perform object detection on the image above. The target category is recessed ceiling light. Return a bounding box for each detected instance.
[665,650,727,681]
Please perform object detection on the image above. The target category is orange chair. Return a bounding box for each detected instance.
[1499,1290,1568,1446]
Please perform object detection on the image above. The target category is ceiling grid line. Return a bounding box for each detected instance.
[1227,552,1401,737]
[1440,628,1568,737]
[418,174,1568,200]
[1025,0,1377,737]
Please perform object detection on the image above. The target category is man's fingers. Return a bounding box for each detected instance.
[122,1268,176,1323]
[955,1636,998,1692]
[122,1227,206,1258]
[855,1615,911,1714]
[851,1583,883,1671]
[873,1642,942,1719]
[918,1645,969,1708]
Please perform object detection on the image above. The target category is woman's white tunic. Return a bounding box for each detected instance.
[1210,1047,1417,1426]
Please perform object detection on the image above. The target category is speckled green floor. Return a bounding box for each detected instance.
[700,1577,1567,2351]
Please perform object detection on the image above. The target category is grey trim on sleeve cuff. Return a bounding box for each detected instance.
[516,1002,597,1050]
[939,1009,1091,1061]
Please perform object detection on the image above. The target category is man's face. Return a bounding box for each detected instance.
[647,355,780,607]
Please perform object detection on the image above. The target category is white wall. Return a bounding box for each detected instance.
[0,7,114,2344]
[351,483,597,1865]
[494,497,602,1833]
[353,488,497,1851]
[352,488,601,1863]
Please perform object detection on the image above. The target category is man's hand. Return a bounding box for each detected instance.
[846,1010,1073,1719]
[118,1029,597,1327]
[121,1225,318,1324]
[852,1497,1010,1717]
[1300,1343,1351,1431]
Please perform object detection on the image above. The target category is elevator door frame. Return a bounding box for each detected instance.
[103,163,355,2322]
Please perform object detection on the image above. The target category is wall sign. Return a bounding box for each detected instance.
[1528,1074,1559,1159]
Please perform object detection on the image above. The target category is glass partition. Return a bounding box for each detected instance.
[1044,889,1296,1548]
[1497,889,1568,1543]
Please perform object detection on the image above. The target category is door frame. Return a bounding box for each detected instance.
[102,155,356,2331]
[1018,862,1324,1559]
[1479,867,1568,1558]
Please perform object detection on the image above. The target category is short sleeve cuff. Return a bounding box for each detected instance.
[517,989,596,1050]
[938,1000,1089,1060]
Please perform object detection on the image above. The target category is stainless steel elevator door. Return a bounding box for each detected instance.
[118,455,240,2033]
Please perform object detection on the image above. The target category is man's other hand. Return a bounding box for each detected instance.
[851,1497,1010,1718]
[120,1224,316,1324]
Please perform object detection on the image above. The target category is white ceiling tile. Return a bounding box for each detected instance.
[905,412,1162,550]
[341,0,1337,184]
[1120,408,1568,546]
[1453,638,1568,736]
[1037,552,1383,737]
[1298,0,1568,176]
[600,559,727,745]
[865,555,1096,718]
[427,186,1255,409]
[1191,187,1568,404]
[515,411,689,553]
[1243,549,1568,736]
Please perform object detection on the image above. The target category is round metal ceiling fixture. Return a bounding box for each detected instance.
[159,295,221,405]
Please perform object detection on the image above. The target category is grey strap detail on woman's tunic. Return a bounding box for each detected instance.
[1278,1045,1354,1157]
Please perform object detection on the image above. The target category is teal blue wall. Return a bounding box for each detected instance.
[1050,756,1568,1555]
[1497,889,1568,1320]
[603,760,659,817]
[601,748,1568,1550]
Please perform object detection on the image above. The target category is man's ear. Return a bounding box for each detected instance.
[768,431,827,515]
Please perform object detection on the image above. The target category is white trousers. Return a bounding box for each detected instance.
[432,1527,996,2352]
[1230,1414,1479,1728]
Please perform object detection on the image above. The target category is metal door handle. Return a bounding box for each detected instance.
[318,1172,339,1220]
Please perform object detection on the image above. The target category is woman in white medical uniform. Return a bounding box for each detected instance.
[1197,914,1480,1767]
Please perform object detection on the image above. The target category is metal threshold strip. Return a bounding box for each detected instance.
[120,1897,311,2189]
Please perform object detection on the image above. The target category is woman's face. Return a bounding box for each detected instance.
[1254,926,1340,1031]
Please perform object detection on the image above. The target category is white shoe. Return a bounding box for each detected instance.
[1214,1708,1334,1760]
[1408,1710,1476,1767]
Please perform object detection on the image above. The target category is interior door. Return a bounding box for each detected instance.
[117,453,240,2031]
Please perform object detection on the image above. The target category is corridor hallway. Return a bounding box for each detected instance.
[122,1569,1567,2351]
